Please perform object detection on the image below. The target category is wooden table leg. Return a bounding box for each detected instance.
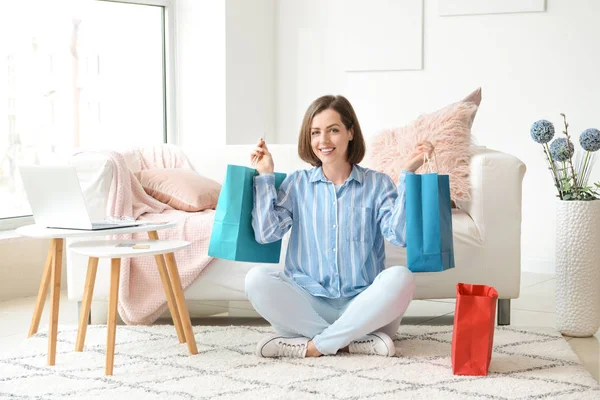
[28,242,53,337]
[75,257,99,352]
[164,252,198,355]
[48,238,63,366]
[106,258,121,376]
[148,231,185,343]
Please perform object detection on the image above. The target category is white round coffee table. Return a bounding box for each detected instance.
[69,239,197,375]
[16,222,179,367]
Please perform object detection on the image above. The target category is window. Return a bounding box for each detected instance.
[0,0,173,227]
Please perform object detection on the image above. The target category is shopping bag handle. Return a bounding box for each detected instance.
[422,148,439,174]
[251,126,269,167]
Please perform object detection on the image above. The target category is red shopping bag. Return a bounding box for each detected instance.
[451,283,498,376]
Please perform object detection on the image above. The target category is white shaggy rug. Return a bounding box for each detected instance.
[0,325,598,399]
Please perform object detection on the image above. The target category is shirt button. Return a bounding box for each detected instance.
[333,248,337,252]
[333,201,336,205]
[333,224,337,228]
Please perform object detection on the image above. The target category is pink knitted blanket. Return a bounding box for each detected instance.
[101,146,215,324]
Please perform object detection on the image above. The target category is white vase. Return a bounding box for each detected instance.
[555,200,600,337]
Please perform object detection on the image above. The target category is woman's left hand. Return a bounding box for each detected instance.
[403,141,434,172]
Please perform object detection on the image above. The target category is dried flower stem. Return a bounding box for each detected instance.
[560,113,579,198]
[581,151,591,186]
[543,144,562,199]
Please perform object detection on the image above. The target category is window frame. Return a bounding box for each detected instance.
[0,0,177,231]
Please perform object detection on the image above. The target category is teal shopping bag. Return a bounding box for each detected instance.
[208,165,286,263]
[405,172,455,272]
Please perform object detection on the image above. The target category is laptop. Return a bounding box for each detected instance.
[19,165,141,230]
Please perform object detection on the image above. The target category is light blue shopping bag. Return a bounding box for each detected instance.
[208,164,286,263]
[405,172,455,272]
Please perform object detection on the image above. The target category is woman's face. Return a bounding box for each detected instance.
[310,108,353,167]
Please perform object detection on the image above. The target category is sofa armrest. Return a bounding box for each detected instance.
[456,147,527,244]
[455,147,526,298]
[69,153,115,221]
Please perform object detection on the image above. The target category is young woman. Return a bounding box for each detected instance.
[246,95,433,358]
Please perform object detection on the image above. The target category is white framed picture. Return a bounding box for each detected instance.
[343,0,423,72]
[438,0,546,16]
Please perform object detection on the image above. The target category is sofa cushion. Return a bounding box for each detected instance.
[135,168,221,212]
[367,88,481,201]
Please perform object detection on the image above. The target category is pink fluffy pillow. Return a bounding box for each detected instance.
[367,88,481,201]
[135,168,221,212]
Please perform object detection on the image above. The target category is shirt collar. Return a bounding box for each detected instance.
[309,164,364,185]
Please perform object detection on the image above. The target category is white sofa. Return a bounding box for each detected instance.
[67,144,526,325]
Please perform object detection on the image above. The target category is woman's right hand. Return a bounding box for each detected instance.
[250,138,274,174]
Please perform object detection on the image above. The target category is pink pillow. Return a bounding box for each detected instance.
[135,168,221,212]
[367,88,481,201]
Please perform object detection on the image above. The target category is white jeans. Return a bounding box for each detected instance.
[245,265,416,355]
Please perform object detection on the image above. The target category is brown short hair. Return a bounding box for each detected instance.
[298,95,366,167]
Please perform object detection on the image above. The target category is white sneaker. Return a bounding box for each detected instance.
[256,335,309,358]
[348,332,396,356]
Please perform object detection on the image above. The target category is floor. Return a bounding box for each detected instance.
[0,272,598,383]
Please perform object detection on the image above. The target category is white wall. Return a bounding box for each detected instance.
[0,238,59,302]
[226,0,276,145]
[176,0,276,146]
[271,0,600,273]
[175,0,226,149]
[275,0,343,142]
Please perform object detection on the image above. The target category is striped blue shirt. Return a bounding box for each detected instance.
[252,164,411,299]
